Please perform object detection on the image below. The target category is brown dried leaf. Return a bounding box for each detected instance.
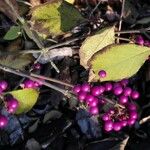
[0,0,19,22]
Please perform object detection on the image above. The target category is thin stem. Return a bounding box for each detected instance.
[115,36,133,42]
[117,0,125,43]
[115,27,150,34]
[31,73,74,88]
[102,97,125,109]
[0,65,70,95]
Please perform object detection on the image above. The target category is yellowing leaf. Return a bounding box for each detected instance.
[65,0,75,4]
[89,44,150,82]
[10,89,39,114]
[79,26,115,69]
[31,0,85,37]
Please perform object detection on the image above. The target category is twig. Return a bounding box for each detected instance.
[117,0,125,43]
[0,65,71,96]
[115,27,150,34]
[139,116,150,125]
[115,36,132,42]
[31,73,74,88]
[89,0,101,18]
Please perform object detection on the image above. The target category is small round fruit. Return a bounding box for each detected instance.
[120,120,127,127]
[91,86,101,96]
[73,85,81,94]
[89,106,99,115]
[123,87,132,96]
[89,98,98,107]
[0,115,8,128]
[104,120,113,132]
[0,80,8,91]
[127,103,137,111]
[105,83,112,91]
[136,35,144,45]
[127,118,136,126]
[129,111,138,120]
[86,94,95,103]
[120,79,129,87]
[24,80,35,88]
[33,63,41,70]
[98,70,106,78]
[114,86,123,95]
[81,83,90,92]
[78,92,87,102]
[113,82,121,88]
[102,113,110,121]
[6,98,19,113]
[119,95,128,104]
[99,86,105,94]
[113,122,122,131]
[131,91,140,100]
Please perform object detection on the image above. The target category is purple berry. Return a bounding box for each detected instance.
[144,40,150,47]
[34,63,41,70]
[73,85,81,94]
[105,83,112,91]
[91,86,101,96]
[104,120,113,132]
[89,106,99,115]
[114,86,123,95]
[6,98,19,113]
[136,35,144,45]
[0,81,8,91]
[129,111,138,120]
[98,70,107,78]
[102,113,110,121]
[86,94,95,103]
[123,87,132,96]
[120,120,127,127]
[78,91,87,102]
[99,85,105,94]
[127,118,136,126]
[131,91,140,100]
[113,122,122,131]
[119,95,128,104]
[127,103,137,111]
[0,115,8,128]
[113,82,121,88]
[24,80,35,88]
[89,97,98,107]
[120,79,129,87]
[81,83,90,92]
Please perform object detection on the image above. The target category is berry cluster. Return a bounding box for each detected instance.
[136,35,150,47]
[0,80,19,128]
[73,77,139,132]
[21,79,42,89]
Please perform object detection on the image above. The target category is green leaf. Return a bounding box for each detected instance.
[79,26,115,69]
[4,26,21,40]
[31,0,86,37]
[9,89,39,114]
[0,54,33,69]
[89,44,150,82]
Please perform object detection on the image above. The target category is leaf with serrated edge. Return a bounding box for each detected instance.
[9,89,39,114]
[31,0,85,37]
[89,44,150,82]
[79,26,115,69]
